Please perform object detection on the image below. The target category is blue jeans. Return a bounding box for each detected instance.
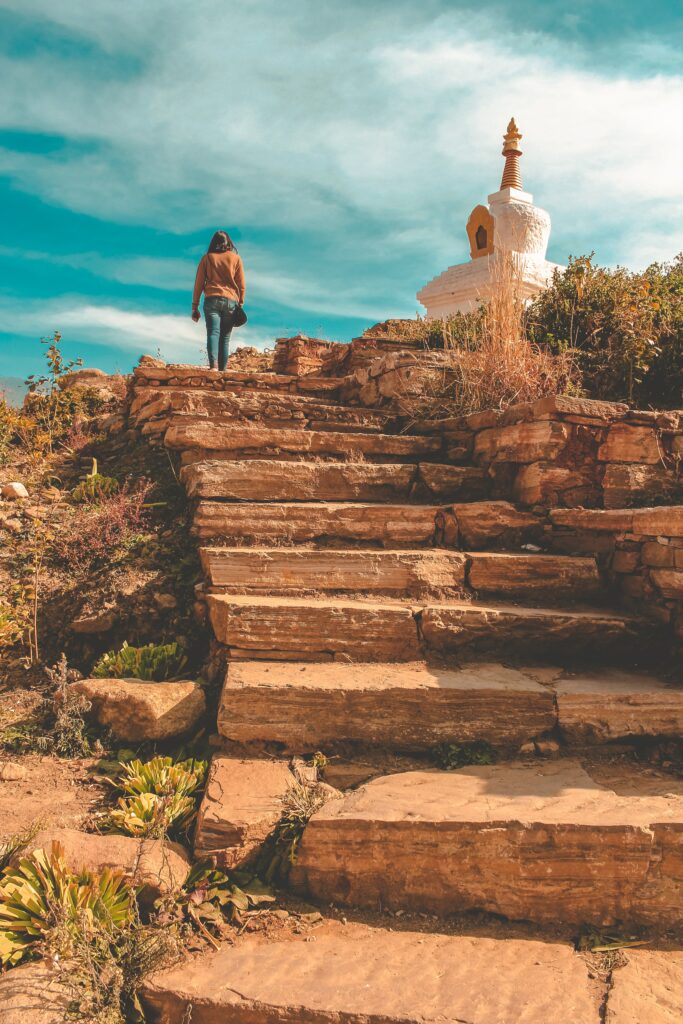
[204,296,237,370]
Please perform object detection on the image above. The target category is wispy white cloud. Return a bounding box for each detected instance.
[0,298,275,366]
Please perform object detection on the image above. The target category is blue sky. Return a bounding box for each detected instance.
[0,0,681,379]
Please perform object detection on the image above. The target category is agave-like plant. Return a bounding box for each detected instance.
[106,756,207,838]
[118,756,206,800]
[0,842,132,966]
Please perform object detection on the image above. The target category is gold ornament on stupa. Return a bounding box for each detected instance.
[500,117,523,190]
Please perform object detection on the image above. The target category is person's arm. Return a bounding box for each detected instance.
[235,255,246,305]
[192,255,207,315]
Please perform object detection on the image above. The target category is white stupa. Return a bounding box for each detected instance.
[417,119,563,318]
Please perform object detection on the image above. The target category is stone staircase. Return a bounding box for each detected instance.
[129,354,683,1023]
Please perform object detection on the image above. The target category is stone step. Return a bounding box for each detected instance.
[181,460,489,502]
[191,498,539,547]
[133,363,343,395]
[218,662,682,751]
[140,921,601,1024]
[165,420,443,460]
[130,385,398,435]
[193,501,445,544]
[202,548,466,595]
[206,594,638,661]
[218,661,556,750]
[290,760,683,928]
[200,548,601,598]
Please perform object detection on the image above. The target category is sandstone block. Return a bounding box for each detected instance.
[166,420,441,458]
[141,923,598,1024]
[70,678,205,742]
[468,552,600,595]
[453,500,538,547]
[17,828,189,899]
[549,508,634,532]
[513,463,596,506]
[181,460,416,502]
[603,465,679,509]
[417,463,489,500]
[642,541,674,568]
[611,549,640,573]
[291,761,683,928]
[193,501,440,545]
[650,569,683,599]
[555,670,683,741]
[218,660,556,750]
[200,547,467,596]
[194,756,295,868]
[631,507,683,537]
[474,420,569,464]
[207,594,422,661]
[421,601,633,656]
[598,424,662,464]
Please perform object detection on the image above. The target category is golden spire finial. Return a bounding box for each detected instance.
[500,117,523,190]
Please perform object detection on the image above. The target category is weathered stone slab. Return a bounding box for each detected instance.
[193,501,440,544]
[474,421,569,463]
[194,756,294,868]
[603,464,679,509]
[606,950,683,1024]
[555,670,683,741]
[17,828,189,899]
[513,462,597,506]
[650,568,683,598]
[207,594,422,661]
[550,508,635,532]
[453,500,539,547]
[70,678,205,741]
[218,660,556,750]
[201,548,467,596]
[417,463,489,500]
[631,507,683,537]
[181,460,417,501]
[141,923,599,1024]
[598,424,662,464]
[291,761,683,928]
[421,601,634,655]
[165,420,441,458]
[468,552,600,595]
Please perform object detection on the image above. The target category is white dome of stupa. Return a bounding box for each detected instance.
[417,119,563,318]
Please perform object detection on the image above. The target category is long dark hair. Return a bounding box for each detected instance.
[207,230,236,254]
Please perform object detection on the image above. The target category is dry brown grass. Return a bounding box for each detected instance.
[399,255,579,421]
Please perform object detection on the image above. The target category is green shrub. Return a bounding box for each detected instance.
[92,641,187,682]
[260,781,331,881]
[173,862,275,937]
[106,756,206,839]
[0,841,133,966]
[528,253,683,407]
[72,459,120,504]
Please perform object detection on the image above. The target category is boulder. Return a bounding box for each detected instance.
[0,761,27,781]
[1,482,28,500]
[71,608,118,634]
[69,678,205,742]
[194,756,295,868]
[16,828,189,900]
[0,964,71,1024]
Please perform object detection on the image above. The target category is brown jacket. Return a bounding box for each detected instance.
[192,251,246,308]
